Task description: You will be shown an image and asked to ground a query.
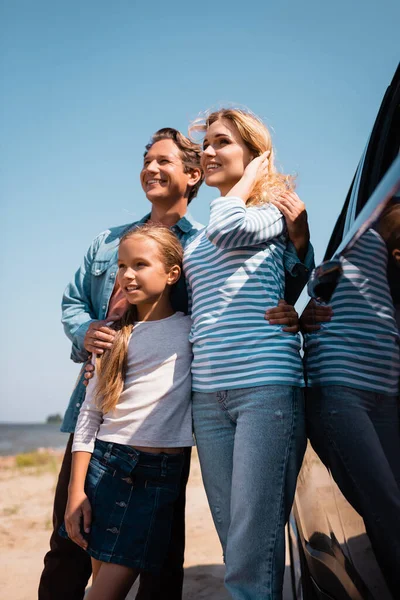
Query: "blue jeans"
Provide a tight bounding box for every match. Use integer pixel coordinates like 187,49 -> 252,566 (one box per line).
306,386 -> 400,596
193,385 -> 306,600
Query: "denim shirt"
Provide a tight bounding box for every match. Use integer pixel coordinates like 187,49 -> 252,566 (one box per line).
61,212 -> 314,433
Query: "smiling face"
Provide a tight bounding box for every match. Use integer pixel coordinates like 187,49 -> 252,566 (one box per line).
201,118 -> 254,196
140,139 -> 196,206
117,235 -> 180,310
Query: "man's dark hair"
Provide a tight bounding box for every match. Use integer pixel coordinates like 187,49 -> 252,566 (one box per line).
144,127 -> 204,203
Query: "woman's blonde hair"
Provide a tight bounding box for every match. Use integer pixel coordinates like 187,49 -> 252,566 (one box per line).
190,107 -> 295,206
94,223 -> 183,414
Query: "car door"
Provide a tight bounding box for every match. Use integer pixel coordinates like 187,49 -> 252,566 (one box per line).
289,62 -> 400,600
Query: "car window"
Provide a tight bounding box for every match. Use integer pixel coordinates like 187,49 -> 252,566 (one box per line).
324,63 -> 400,259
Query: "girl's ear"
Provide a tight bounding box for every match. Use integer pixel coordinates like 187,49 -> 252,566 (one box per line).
167,265 -> 181,285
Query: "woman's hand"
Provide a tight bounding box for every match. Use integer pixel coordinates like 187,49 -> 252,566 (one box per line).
265,299 -> 300,333
270,192 -> 310,260
227,151 -> 270,201
65,487 -> 92,550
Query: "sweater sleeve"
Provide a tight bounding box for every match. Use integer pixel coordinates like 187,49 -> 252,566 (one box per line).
72,368 -> 103,453
205,196 -> 285,249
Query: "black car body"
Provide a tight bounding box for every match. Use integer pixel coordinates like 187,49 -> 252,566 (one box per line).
289,63 -> 400,600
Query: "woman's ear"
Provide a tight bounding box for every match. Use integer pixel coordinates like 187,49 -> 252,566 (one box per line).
167,265 -> 181,285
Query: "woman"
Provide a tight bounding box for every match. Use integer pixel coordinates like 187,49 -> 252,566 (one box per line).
184,108 -> 307,599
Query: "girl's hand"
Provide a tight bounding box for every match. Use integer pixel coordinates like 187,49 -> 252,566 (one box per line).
65,488 -> 92,550
227,151 -> 270,202
270,192 -> 310,260
265,299 -> 299,332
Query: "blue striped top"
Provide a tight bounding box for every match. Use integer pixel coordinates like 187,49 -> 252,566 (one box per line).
183,196 -> 305,392
304,228 -> 400,395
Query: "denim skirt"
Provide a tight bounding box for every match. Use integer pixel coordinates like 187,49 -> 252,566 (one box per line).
61,439 -> 184,572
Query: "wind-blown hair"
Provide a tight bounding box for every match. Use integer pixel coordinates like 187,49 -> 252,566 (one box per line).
144,127 -> 204,203
94,223 -> 183,414
190,108 -> 295,206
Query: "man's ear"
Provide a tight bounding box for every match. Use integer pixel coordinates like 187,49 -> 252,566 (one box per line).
167,265 -> 181,285
392,248 -> 400,268
187,167 -> 202,189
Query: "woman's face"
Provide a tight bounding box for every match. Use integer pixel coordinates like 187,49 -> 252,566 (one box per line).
201,118 -> 254,196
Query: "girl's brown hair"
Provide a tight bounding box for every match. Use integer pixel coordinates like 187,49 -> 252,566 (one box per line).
190,107 -> 295,206
94,223 -> 183,414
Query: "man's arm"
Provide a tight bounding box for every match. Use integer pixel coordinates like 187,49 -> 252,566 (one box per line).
61,236 -> 102,363
284,241 -> 315,305
270,191 -> 315,305
61,232 -> 118,363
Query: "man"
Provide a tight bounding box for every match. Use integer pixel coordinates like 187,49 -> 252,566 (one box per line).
39,127 -> 313,600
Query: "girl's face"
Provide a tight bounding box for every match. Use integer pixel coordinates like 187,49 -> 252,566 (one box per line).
117,236 -> 179,308
201,118 -> 254,196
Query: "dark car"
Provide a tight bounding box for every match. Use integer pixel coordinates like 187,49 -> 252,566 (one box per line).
288,63 -> 400,600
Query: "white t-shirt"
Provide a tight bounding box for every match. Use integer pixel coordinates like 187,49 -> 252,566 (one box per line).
73,312 -> 193,452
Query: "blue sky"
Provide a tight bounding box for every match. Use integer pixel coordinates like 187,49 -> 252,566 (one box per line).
1,0 -> 399,423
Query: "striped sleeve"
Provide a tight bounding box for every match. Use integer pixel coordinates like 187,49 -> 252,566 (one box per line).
205,196 -> 285,249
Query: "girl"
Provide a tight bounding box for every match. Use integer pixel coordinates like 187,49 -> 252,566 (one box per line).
184,108 -> 307,599
62,223 -> 193,600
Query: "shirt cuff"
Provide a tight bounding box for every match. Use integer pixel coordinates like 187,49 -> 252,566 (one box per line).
72,441 -> 95,453
284,241 -> 315,277
70,321 -> 93,363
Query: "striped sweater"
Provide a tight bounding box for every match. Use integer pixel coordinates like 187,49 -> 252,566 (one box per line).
304,228 -> 400,395
183,196 -> 305,392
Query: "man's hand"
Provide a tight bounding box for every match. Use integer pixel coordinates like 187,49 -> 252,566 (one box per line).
270,192 -> 309,260
84,315 -> 120,355
65,488 -> 92,550
83,362 -> 95,387
300,299 -> 333,333
265,299 -> 300,333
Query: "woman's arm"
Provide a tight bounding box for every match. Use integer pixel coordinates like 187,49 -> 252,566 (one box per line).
205,198 -> 284,249
205,151 -> 285,248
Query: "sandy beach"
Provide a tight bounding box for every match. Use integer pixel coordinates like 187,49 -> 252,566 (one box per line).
0,449 -> 292,599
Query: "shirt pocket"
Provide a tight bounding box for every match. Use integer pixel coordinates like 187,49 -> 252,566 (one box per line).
91,260 -> 110,277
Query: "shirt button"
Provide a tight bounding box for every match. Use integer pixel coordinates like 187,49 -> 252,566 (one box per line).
110,272 -> 115,278
95,270 -> 100,274
107,527 -> 119,534
102,305 -> 106,310
76,403 -> 80,408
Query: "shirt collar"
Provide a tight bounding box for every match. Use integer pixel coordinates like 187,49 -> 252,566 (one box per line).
138,211 -> 197,233
173,212 -> 197,233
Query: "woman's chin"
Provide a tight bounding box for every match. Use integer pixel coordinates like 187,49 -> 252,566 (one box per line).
205,174 -> 224,190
